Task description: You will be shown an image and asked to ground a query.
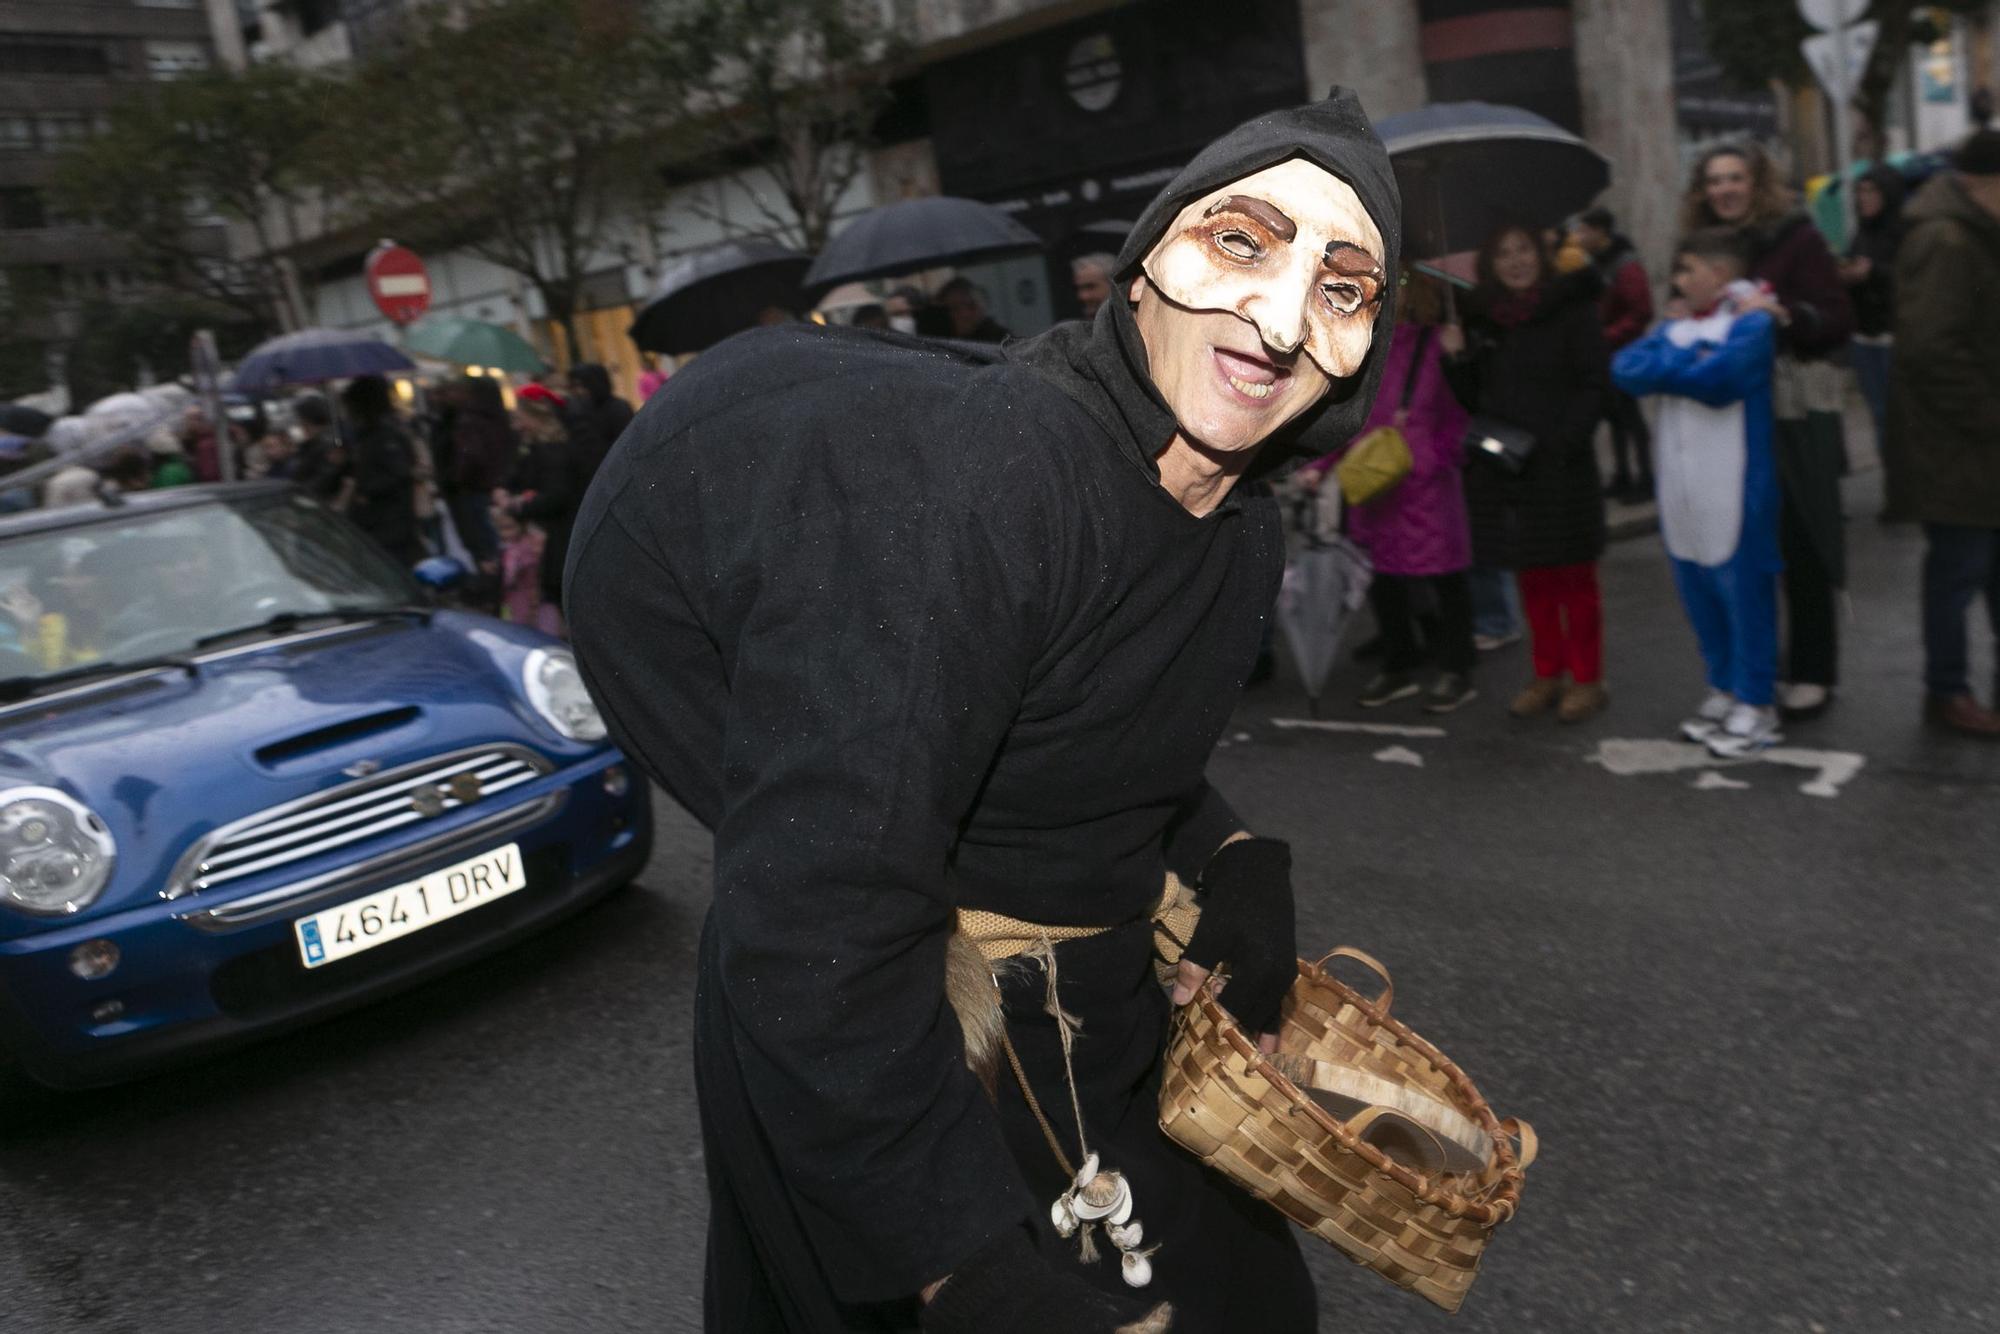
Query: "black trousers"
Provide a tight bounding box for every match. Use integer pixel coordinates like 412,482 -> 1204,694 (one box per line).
1369,571 -> 1475,675
1779,478 -> 1840,688
1605,390 -> 1652,487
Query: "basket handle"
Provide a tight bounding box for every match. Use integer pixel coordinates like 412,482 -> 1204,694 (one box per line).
1501,1117 -> 1539,1171
1342,1105 -> 1448,1177
1310,946 -> 1393,1016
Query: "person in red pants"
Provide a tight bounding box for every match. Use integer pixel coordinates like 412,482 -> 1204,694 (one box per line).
1443,224 -> 1612,722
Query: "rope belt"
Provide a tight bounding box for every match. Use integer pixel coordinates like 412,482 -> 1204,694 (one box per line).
954,871 -> 1201,973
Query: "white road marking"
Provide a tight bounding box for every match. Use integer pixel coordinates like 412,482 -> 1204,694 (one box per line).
1692,770 -> 1751,790
1373,745 -> 1424,767
1589,738 -> 1865,798
1272,718 -> 1448,738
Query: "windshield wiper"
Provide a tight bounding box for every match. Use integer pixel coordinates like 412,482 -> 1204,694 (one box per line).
192,606 -> 432,650
0,655 -> 196,704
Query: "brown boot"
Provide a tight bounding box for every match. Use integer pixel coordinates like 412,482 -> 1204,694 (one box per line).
1557,680 -> 1610,723
1923,692 -> 2000,738
1508,676 -> 1563,718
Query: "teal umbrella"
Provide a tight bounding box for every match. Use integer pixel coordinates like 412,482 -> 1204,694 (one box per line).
403,316 -> 547,374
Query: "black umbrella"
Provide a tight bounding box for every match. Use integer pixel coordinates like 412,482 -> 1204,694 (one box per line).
629,239 -> 811,356
803,196 -> 1043,293
0,405 -> 53,438
1371,102 -> 1611,260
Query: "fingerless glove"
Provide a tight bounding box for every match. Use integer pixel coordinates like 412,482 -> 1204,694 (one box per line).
1179,836 -> 1297,1033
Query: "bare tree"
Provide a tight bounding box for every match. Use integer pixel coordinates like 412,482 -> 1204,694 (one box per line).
663,0 -> 913,251
320,0 -> 691,355
51,63 -> 330,333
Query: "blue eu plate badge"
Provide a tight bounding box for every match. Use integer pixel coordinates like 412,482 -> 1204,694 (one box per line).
299,919 -> 326,965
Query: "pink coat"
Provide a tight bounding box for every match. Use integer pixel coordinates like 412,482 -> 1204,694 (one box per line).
1306,323 -> 1472,577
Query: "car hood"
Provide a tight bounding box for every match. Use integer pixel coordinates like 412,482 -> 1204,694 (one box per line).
0,613 -> 589,928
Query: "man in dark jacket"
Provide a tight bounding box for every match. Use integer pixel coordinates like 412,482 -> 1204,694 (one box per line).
1892,131 -> 2000,737
1574,206 -> 1655,500
566,90 -> 1402,1333
939,277 -> 1012,342
563,362 -> 632,462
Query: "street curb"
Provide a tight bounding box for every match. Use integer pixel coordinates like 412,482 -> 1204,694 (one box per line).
1607,504 -> 1659,543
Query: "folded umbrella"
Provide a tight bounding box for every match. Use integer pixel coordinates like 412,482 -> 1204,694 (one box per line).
1372,102 -> 1611,260
803,196 -> 1043,293
404,315 -> 548,374
228,327 -> 416,394
1278,533 -> 1374,718
629,239 -> 810,356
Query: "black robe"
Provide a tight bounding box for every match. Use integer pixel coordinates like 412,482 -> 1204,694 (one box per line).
565,300 -> 1318,1328
566,86 -> 1404,1333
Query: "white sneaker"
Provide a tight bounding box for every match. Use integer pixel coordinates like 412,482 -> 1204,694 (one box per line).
1705,703 -> 1783,757
1680,690 -> 1735,743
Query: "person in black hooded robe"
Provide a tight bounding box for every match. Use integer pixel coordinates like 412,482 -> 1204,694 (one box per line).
564,89 -> 1402,1334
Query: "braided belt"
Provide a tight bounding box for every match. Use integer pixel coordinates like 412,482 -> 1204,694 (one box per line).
954,872 -> 1200,978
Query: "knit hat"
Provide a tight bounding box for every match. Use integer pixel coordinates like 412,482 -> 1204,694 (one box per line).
1955,129 -> 2000,176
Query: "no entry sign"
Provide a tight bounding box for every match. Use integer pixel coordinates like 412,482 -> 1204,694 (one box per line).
365,240 -> 432,325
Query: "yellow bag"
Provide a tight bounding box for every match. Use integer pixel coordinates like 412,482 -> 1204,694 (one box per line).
1333,425 -> 1413,507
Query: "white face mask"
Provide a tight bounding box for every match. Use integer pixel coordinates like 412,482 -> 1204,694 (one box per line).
888,314 -> 918,335
1140,157 -> 1387,380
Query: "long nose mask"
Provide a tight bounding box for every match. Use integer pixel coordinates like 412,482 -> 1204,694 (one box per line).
1140,158 -> 1387,380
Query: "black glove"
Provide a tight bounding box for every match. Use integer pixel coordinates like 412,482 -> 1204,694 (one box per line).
921,1227 -> 1173,1334
1179,836 -> 1297,1034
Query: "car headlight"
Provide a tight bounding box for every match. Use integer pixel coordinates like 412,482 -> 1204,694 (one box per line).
522,647 -> 607,743
0,787 -> 117,916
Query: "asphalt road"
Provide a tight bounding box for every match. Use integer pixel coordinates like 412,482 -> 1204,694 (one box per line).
3,470 -> 1996,1333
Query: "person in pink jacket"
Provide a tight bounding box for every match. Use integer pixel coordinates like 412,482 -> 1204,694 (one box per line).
1303,273 -> 1477,712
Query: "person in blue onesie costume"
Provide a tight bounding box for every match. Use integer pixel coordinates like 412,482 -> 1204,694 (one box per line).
1614,227 -> 1783,756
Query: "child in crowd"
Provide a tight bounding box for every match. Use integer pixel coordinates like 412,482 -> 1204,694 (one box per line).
494,506 -> 562,637
1612,227 -> 1782,756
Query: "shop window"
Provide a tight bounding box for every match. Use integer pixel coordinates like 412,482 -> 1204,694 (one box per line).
36,113 -> 91,148
0,38 -> 114,78
145,40 -> 211,80
0,188 -> 48,232
0,116 -> 33,151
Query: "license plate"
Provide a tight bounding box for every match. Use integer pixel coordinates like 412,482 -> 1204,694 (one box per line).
294,843 -> 526,969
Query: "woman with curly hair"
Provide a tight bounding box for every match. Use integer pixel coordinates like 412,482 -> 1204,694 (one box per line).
1681,143 -> 1855,721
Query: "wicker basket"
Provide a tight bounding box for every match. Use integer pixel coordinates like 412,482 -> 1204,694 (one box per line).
1158,947 -> 1535,1313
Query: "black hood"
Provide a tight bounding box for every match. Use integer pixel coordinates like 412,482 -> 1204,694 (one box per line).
569,362 -> 613,406
1110,86 -> 1402,468
1856,164 -> 1907,230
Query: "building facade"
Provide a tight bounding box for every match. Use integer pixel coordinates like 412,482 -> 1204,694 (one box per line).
0,0 -> 228,397
237,0 -> 2000,405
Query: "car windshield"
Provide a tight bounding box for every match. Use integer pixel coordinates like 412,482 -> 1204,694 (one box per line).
0,492 -> 420,684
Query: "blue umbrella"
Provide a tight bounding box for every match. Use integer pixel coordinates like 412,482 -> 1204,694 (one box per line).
803,196 -> 1042,294
1372,102 -> 1611,260
228,327 -> 416,393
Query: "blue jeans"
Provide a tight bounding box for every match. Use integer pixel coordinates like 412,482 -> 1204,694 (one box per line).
1921,523 -> 2000,698
1467,563 -> 1520,639
1850,341 -> 1891,450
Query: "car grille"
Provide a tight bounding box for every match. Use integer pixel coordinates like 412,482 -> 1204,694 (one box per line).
167,745 -> 553,900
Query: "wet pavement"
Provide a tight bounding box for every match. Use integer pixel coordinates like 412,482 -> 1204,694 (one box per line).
3,468 -> 1996,1333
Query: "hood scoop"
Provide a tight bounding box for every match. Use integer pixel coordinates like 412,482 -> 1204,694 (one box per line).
254,706 -> 423,770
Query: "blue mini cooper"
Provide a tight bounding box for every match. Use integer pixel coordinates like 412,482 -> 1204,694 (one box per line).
0,482 -> 651,1103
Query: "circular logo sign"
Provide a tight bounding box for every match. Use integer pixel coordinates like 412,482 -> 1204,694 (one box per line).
1065,34 -> 1122,113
